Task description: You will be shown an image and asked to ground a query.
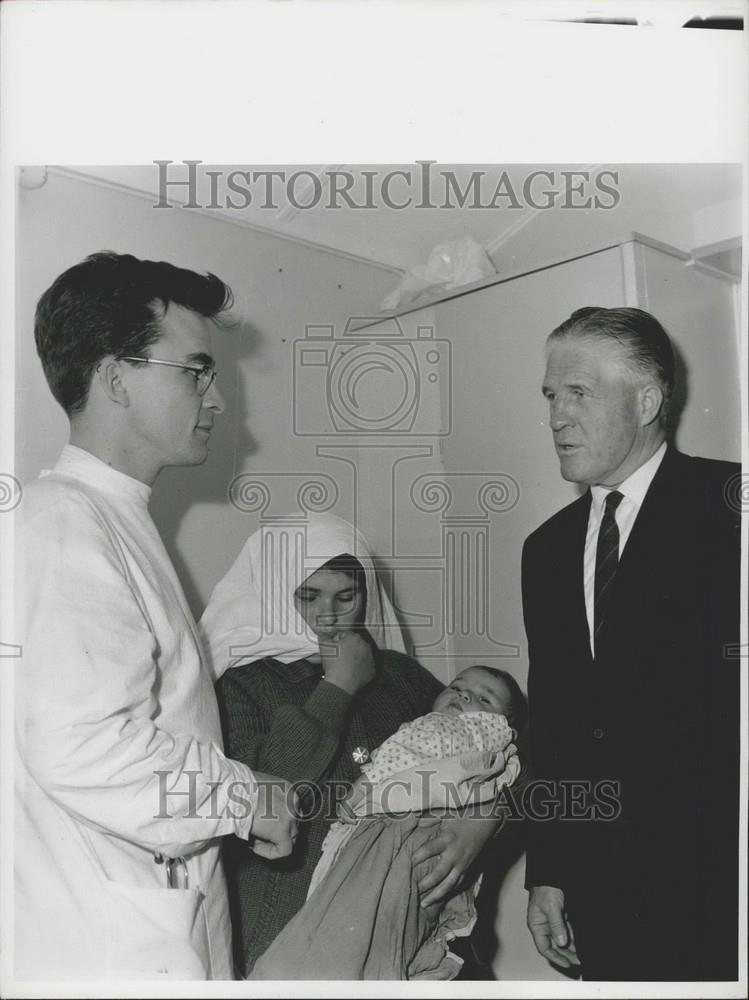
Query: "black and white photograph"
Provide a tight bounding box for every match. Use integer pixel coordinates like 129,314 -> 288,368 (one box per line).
1,3 -> 746,997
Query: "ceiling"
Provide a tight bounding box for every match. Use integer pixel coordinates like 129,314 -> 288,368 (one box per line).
42,163 -> 742,287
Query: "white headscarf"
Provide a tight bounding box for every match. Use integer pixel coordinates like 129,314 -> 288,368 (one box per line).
199,513 -> 407,681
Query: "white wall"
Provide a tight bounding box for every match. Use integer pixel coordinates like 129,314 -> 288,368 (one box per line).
632,242 -> 741,460
17,171 -> 397,616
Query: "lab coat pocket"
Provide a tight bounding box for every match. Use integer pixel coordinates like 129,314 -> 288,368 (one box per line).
102,879 -> 210,980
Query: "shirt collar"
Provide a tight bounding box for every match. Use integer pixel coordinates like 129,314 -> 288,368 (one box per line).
44,444 -> 152,506
590,440 -> 667,516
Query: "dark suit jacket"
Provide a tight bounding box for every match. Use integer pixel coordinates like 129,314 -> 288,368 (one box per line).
522,447 -> 740,979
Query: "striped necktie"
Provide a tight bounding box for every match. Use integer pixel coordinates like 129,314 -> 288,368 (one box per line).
593,490 -> 624,652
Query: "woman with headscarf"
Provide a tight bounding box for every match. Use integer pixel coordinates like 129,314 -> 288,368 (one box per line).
200,513 -> 502,978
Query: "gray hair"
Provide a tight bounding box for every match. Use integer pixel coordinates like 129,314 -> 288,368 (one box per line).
547,307 -> 675,419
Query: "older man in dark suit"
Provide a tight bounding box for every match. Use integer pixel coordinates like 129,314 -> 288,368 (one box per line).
522,307 -> 740,981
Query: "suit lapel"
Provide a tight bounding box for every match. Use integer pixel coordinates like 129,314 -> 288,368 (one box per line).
614,447 -> 680,580
596,447 -> 682,652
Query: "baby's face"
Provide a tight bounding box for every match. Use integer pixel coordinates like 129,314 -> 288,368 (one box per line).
432,666 -> 511,717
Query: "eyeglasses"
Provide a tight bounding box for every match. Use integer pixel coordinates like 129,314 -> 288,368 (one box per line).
119,356 -> 218,397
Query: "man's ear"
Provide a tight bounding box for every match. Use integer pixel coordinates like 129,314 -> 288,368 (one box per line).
96,359 -> 131,407
639,383 -> 664,427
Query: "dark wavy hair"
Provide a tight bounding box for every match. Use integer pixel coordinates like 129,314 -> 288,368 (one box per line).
34,251 -> 233,415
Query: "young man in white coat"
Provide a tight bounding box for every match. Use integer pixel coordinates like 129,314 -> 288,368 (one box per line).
14,252 -> 304,980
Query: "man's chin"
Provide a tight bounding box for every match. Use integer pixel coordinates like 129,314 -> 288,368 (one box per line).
165,447 -> 210,470
558,458 -> 587,484
187,443 -> 211,465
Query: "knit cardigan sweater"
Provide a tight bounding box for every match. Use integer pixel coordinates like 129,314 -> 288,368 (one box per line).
215,648 -> 444,976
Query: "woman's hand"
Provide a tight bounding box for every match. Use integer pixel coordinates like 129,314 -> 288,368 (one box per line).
320,630 -> 375,696
412,812 -> 503,908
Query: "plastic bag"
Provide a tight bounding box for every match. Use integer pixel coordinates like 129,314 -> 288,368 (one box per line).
381,236 -> 496,311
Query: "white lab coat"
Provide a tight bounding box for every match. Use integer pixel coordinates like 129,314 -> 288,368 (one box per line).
14,447 -> 257,981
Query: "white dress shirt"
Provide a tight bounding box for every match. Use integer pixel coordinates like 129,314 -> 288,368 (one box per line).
583,441 -> 667,656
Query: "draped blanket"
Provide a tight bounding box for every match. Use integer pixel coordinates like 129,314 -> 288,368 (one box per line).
252,711 -> 519,980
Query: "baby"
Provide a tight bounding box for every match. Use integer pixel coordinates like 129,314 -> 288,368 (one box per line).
338,664 -> 526,821
252,665 -> 525,981
435,664 -> 525,719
